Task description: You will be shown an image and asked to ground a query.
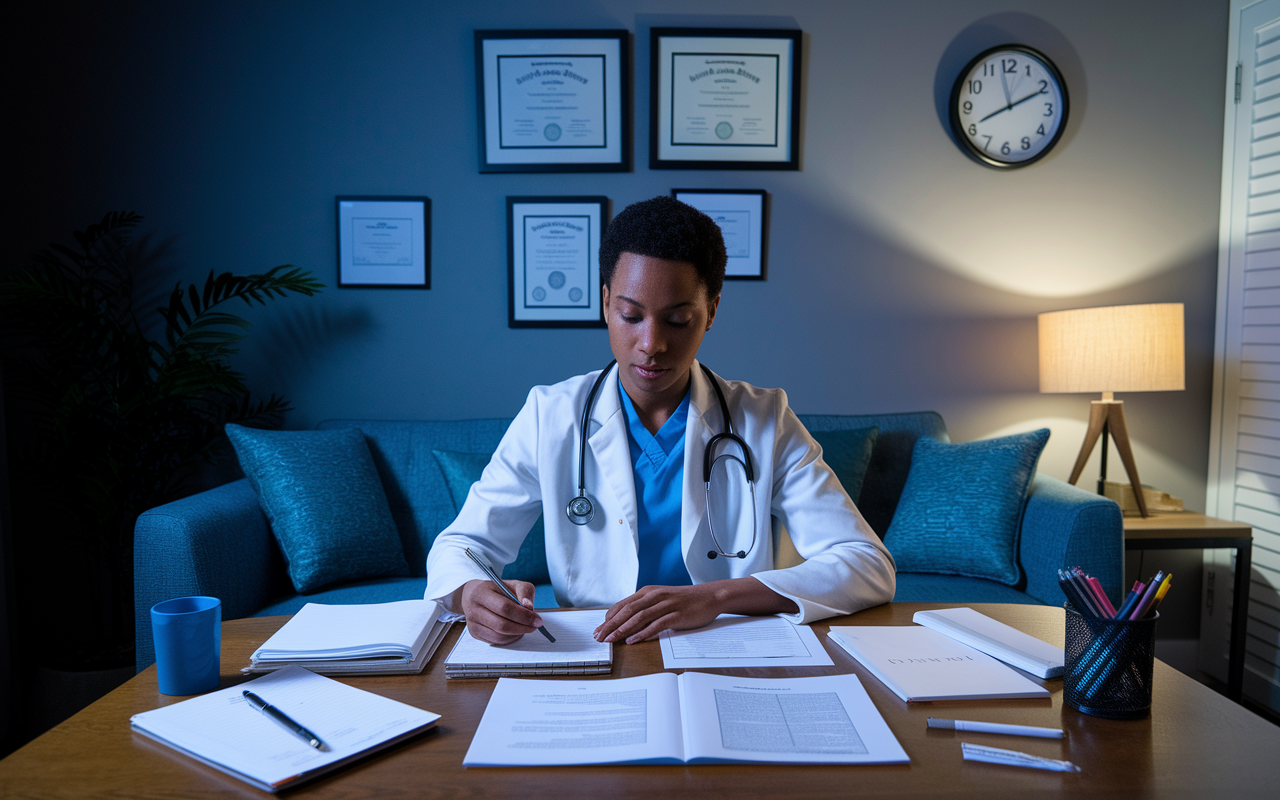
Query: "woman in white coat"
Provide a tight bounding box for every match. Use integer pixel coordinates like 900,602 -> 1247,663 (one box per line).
425,196 -> 895,645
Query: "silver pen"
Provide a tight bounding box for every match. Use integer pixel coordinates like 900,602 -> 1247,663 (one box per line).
243,690 -> 326,750
464,547 -> 555,642
928,717 -> 1064,739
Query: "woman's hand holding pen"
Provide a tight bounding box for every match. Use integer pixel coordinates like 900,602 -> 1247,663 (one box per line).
461,578 -> 541,645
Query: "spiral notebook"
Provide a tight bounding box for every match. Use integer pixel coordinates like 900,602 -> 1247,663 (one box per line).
443,608 -> 612,678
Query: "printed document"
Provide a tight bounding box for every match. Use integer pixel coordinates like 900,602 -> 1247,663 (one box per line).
463,672 -> 909,766
659,615 -> 834,668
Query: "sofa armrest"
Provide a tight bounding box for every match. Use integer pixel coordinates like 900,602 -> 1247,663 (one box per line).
134,479 -> 281,672
1018,474 -> 1124,607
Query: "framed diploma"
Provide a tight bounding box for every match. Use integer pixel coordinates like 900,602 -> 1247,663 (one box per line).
651,28 -> 802,170
476,30 -> 631,173
673,189 -> 768,280
508,196 -> 609,327
335,196 -> 430,288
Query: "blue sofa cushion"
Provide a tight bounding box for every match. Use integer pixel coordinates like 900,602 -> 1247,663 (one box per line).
432,449 -> 551,585
811,427 -> 878,503
226,424 -> 410,593
893,573 -> 1044,605
884,429 -> 1050,586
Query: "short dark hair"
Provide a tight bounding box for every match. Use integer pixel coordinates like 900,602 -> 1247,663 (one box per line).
599,196 -> 726,299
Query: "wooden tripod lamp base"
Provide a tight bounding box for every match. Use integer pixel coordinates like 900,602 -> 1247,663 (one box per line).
1066,396 -> 1149,517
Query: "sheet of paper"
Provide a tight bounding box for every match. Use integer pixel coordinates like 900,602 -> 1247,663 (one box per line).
463,673 -> 685,766
659,615 -> 834,668
678,672 -> 910,764
130,666 -> 439,790
445,608 -> 610,667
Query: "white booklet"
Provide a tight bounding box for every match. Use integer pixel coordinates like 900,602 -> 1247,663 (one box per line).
912,607 -> 1065,679
245,600 -> 450,675
827,626 -> 1050,702
444,608 -> 611,678
463,672 -> 909,766
658,615 -> 834,668
130,666 -> 440,793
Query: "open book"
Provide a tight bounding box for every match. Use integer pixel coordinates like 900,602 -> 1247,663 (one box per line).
130,666 -> 440,793
444,608 -> 611,678
912,607 -> 1065,679
828,626 -> 1050,702
463,672 -> 909,766
244,600 -> 451,675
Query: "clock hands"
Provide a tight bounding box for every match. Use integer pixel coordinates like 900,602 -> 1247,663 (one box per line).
978,87 -> 1046,122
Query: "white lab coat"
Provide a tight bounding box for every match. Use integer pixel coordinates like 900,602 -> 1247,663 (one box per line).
424,362 -> 896,624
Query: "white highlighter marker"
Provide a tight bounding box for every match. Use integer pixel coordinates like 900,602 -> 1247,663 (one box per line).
928,718 -> 1065,739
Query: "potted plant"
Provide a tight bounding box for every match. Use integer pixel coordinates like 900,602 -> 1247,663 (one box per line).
0,211 -> 323,679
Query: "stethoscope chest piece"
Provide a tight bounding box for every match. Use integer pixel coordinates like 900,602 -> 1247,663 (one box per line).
566,495 -> 595,526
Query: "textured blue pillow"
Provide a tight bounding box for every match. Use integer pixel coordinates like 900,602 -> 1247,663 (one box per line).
225,424 -> 410,593
811,427 -> 879,503
432,450 -> 551,585
883,429 -> 1050,586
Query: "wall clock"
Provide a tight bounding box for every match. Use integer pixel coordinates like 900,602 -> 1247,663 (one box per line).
949,44 -> 1069,169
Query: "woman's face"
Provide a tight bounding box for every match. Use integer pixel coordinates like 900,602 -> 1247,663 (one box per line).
603,252 -> 719,413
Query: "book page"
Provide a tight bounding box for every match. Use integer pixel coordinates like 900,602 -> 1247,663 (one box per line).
253,600 -> 443,660
677,672 -> 909,764
130,666 -> 439,789
446,609 -> 610,667
659,615 -> 834,667
462,673 -> 685,766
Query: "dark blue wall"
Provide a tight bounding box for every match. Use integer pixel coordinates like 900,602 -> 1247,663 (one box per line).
9,0 -> 1226,507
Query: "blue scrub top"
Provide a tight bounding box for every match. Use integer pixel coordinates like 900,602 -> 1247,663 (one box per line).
619,380 -> 693,590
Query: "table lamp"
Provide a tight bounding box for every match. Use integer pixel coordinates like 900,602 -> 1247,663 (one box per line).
1038,303 -> 1185,517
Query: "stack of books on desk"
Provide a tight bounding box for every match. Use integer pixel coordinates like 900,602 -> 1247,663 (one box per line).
244,599 -> 451,676
444,608 -> 612,678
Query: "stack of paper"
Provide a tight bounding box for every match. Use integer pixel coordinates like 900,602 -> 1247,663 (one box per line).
444,608 -> 612,678
827,626 -> 1050,702
244,600 -> 451,676
912,607 -> 1065,679
131,666 -> 440,793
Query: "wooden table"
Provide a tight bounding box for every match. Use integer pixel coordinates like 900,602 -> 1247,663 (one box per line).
1122,511 -> 1253,702
2,603 -> 1278,798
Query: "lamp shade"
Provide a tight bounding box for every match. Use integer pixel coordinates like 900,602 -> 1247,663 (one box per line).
1038,303 -> 1185,393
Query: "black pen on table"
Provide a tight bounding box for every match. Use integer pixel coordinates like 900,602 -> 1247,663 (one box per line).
242,690 -> 326,750
465,546 -> 556,642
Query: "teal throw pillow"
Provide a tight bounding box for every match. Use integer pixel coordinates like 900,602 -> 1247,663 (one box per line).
883,428 -> 1050,586
225,424 -> 410,594
811,427 -> 879,503
432,450 -> 551,586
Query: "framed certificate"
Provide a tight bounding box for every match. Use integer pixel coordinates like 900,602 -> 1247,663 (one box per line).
508,196 -> 609,327
673,189 -> 768,280
335,196 -> 430,288
651,28 -> 802,170
476,30 -> 631,173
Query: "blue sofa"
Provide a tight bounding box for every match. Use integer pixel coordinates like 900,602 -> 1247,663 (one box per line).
133,413 -> 1122,671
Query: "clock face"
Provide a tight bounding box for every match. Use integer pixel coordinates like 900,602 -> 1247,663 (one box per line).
949,45 -> 1068,168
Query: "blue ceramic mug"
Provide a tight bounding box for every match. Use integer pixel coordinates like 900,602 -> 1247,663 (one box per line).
151,596 -> 221,695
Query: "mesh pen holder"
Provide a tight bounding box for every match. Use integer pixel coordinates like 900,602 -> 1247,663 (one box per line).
1063,603 -> 1159,720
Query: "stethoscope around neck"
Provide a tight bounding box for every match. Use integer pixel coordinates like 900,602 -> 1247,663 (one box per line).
565,360 -> 758,560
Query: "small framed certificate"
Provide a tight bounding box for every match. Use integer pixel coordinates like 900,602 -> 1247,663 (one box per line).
508,196 -> 609,327
476,30 -> 631,173
335,196 -> 430,288
651,28 -> 802,170
673,189 -> 768,280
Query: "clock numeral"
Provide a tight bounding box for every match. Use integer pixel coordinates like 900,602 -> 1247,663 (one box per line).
963,101 -> 972,114
982,135 -> 993,151
968,124 -> 977,136
1039,79 -> 1048,94
1001,141 -> 1011,155
1037,124 -> 1045,136
1021,137 -> 1031,150
1002,58 -> 1017,74
983,63 -> 995,77
1026,64 -> 1032,76
968,79 -> 982,95
1044,102 -> 1054,116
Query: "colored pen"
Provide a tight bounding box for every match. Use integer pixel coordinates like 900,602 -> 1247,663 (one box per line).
464,547 -> 555,642
1129,570 -> 1164,620
928,718 -> 1064,739
1084,575 -> 1117,617
242,690 -> 325,750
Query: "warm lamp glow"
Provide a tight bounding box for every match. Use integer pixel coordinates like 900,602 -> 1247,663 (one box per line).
1038,303 -> 1185,394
